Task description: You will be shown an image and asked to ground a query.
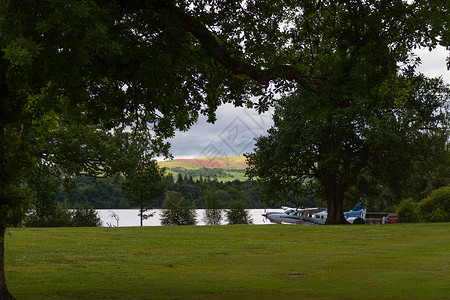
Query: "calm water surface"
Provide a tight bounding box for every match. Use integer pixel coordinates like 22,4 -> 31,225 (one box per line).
96,209 -> 284,227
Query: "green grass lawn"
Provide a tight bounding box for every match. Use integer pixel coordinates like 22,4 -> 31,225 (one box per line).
5,223 -> 450,299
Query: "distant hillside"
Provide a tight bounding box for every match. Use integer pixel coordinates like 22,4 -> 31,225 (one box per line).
158,155 -> 247,169
158,156 -> 248,182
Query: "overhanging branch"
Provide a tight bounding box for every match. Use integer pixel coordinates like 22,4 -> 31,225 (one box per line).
166,2 -> 321,94
114,0 -> 321,94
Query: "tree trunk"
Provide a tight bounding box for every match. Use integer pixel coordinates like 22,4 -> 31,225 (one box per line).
320,175 -> 349,225
140,204 -> 143,227
0,75 -> 15,299
0,227 -> 15,300
140,192 -> 143,227
324,191 -> 348,225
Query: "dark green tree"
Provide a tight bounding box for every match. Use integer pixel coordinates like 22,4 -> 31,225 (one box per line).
160,192 -> 197,226
202,189 -> 223,225
166,174 -> 175,184
176,174 -> 184,183
58,176 -> 129,209
396,198 -> 420,223
24,201 -> 73,228
24,162 -> 73,227
418,151 -> 450,200
122,156 -> 166,226
71,202 -> 103,227
246,73 -> 449,224
226,200 -> 253,225
418,186 -> 450,222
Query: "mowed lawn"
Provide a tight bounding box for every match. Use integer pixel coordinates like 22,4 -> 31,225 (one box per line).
5,223 -> 450,299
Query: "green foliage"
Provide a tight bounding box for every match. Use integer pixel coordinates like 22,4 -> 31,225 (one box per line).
122,156 -> 166,226
202,189 -> 223,225
396,198 -> 420,223
24,202 -> 73,228
57,176 -> 129,209
22,163 -> 102,228
54,174 -> 264,210
247,73 -> 449,222
418,152 -> 450,200
418,186 -> 450,222
0,184 -> 32,228
23,162 -> 72,227
225,200 -> 253,225
25,202 -> 102,228
1,37 -> 44,67
397,187 -> 450,223
1,0 -> 447,223
166,177 -> 264,209
0,129 -> 35,229
71,202 -> 102,227
160,193 -> 197,226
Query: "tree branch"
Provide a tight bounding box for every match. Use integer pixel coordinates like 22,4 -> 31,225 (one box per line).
113,0 -> 321,94
165,2 -> 321,94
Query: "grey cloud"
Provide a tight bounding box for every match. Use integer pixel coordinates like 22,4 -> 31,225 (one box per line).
166,104 -> 273,158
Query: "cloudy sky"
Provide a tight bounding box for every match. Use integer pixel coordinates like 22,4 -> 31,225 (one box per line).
163,47 -> 449,160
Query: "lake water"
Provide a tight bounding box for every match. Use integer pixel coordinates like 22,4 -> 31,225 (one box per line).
97,209 -> 284,227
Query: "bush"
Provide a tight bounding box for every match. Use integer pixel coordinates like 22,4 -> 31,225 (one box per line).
24,201 -> 73,227
25,201 -> 102,227
418,186 -> 450,222
396,198 -> 419,223
202,189 -> 223,225
225,200 -> 253,225
160,192 -> 197,226
71,202 -> 103,227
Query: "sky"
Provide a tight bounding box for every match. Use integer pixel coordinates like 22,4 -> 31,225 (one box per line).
163,47 -> 449,160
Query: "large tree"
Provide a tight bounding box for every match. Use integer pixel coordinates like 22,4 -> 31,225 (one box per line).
0,0 -> 448,298
0,1 -> 220,297
122,155 -> 167,226
246,72 -> 449,224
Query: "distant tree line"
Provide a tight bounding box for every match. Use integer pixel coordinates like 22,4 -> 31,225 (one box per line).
54,161 -> 449,215
56,176 -> 129,209
55,173 -> 274,209
166,167 -> 242,179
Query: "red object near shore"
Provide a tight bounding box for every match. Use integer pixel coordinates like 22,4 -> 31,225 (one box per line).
389,213 -> 398,224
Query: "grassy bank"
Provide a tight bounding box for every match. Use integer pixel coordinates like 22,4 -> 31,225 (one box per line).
5,223 -> 450,299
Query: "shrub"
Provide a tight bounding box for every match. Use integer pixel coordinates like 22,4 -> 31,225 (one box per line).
225,200 -> 253,225
24,201 -> 73,227
396,198 -> 419,223
418,186 -> 450,222
160,192 -> 197,226
202,189 -> 223,225
72,202 -> 103,227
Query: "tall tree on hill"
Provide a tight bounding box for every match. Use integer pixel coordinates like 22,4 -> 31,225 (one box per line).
0,0 -> 448,298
